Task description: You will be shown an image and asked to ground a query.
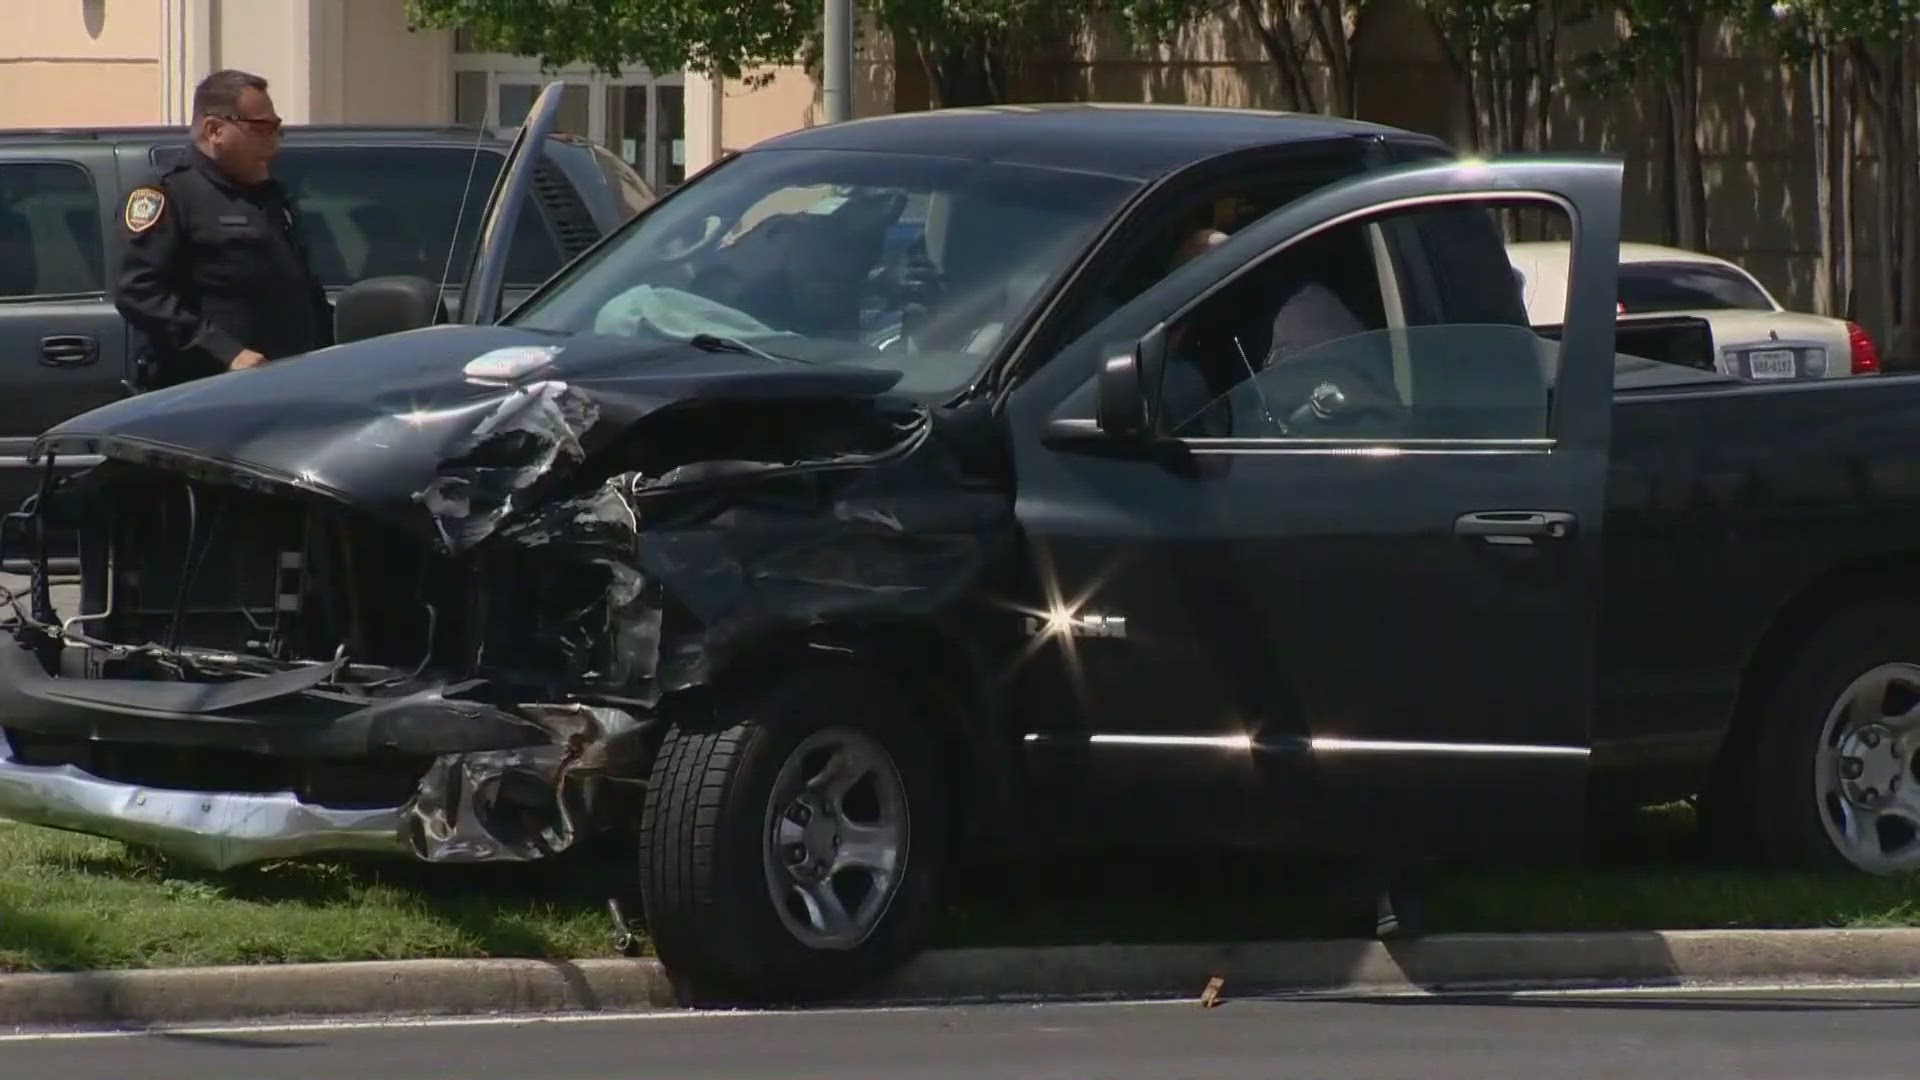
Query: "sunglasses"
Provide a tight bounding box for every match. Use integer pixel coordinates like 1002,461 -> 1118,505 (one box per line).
218,114 -> 283,135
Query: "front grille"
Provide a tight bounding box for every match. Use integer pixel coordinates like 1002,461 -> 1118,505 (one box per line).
61,462 -> 651,694
74,466 -> 454,669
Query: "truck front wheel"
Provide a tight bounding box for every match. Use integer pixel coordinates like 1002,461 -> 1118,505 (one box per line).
638,667 -> 946,1002
1746,601 -> 1920,874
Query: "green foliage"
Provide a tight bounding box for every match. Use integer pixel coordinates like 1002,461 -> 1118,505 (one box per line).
407,0 -> 1130,104
876,0 -> 1095,35
1420,0 -> 1581,50
1574,1 -> 1721,92
403,0 -> 817,80
1106,0 -> 1229,43
1769,0 -> 1920,42
1754,0 -> 1920,63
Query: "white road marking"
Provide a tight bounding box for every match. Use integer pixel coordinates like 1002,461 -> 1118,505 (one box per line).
0,1004 -> 938,1043
5,977 -> 1920,1043
1374,977 -> 1920,1000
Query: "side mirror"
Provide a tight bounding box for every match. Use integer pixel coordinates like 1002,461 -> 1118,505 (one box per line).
1094,323 -> 1169,439
334,275 -> 448,345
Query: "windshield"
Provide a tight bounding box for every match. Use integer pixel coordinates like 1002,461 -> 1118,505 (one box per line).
506,148 -> 1141,395
1618,261 -> 1774,313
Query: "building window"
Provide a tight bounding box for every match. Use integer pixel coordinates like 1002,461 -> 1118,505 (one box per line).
450,43 -> 685,191
653,84 -> 686,188
454,71 -> 488,126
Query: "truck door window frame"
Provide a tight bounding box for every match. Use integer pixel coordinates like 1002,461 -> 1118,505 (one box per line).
1150,189 -> 1576,454
0,159 -> 109,302
991,141 -> 1387,403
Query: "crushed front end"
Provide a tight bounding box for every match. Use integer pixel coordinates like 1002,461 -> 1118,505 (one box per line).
0,457 -> 663,869
0,349 -> 1011,871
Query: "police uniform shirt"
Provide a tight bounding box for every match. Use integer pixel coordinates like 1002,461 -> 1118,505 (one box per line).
113,146 -> 333,384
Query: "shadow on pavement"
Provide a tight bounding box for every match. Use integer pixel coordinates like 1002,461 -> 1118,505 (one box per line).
154,1031 -> 326,1049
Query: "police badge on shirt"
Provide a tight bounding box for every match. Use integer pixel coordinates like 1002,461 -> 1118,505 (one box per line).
123,187 -> 166,233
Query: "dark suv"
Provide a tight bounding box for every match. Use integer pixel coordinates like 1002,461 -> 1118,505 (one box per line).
0,124 -> 653,531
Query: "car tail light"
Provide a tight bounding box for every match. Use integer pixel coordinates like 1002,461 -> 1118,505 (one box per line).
1849,321 -> 1881,374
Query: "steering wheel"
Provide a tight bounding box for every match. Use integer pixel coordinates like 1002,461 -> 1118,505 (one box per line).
654,215 -> 728,267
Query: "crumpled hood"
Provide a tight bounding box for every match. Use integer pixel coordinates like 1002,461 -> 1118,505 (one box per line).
33,325 -> 904,544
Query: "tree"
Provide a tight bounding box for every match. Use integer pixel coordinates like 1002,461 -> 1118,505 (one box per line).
403,0 -> 816,84
1115,1 -> 1365,115
870,0 -> 1098,108
1577,0 -> 1747,250
1748,0 -> 1859,319
1752,1 -> 1920,358
407,0 -> 1105,109
1421,1 -> 1583,154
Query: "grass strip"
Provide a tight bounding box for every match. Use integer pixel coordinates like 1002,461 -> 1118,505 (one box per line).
0,806 -> 1914,973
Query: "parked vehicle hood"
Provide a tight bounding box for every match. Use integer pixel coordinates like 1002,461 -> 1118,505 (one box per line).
32,325 -> 905,534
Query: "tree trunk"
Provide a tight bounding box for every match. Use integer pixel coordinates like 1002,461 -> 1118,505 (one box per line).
1812,45 -> 1835,315
917,36 -> 1004,109
1899,25 -> 1918,366
1871,40 -> 1909,356
1670,25 -> 1708,250
1505,42 -> 1528,153
1837,51 -> 1856,319
1239,0 -> 1318,113
1658,88 -> 1679,246
1458,45 -> 1487,149
1532,9 -> 1559,154
1302,0 -> 1353,116
1423,12 -> 1481,149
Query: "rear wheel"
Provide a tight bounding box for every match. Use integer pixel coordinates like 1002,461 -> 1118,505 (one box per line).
638,667 -> 946,1002
1742,601 -> 1920,873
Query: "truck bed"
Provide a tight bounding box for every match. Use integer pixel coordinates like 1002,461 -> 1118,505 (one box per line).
1594,366 -> 1920,794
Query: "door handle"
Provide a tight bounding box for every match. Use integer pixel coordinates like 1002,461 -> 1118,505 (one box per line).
40,335 -> 99,368
1454,510 -> 1577,542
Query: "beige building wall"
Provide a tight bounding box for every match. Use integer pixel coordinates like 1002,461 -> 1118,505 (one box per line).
689,16 -> 895,170
339,0 -> 452,124
0,1 -> 453,132
214,0 -> 323,122
716,68 -> 819,155
0,0 -> 163,126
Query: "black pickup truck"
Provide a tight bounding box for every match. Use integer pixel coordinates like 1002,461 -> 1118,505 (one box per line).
3,89 -> 1917,1002
0,123 -> 651,523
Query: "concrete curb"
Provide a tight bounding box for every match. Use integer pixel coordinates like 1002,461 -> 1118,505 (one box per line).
5,928 -> 1920,1028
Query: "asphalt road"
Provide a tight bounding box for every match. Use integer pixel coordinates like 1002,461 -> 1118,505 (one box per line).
6,985 -> 1920,1080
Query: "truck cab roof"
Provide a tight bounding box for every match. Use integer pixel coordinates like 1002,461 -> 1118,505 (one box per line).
750,103 -> 1455,180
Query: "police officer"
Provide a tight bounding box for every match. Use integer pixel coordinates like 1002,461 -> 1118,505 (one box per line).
114,69 -> 332,390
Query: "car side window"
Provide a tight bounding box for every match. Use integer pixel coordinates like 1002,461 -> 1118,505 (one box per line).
0,162 -> 105,299
1032,153 -> 1378,368
1160,198 -> 1568,443
267,147 -> 566,288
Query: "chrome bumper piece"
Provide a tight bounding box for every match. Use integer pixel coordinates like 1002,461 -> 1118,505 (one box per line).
0,729 -> 409,869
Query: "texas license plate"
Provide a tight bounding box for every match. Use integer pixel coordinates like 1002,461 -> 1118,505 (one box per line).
1746,349 -> 1798,379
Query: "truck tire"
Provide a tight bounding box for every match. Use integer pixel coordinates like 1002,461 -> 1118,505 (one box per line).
1745,600 -> 1920,873
638,665 -> 946,1002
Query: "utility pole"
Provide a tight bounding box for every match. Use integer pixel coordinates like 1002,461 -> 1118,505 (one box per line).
823,0 -> 853,123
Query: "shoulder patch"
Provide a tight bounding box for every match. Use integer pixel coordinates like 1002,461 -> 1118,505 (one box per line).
123,187 -> 166,234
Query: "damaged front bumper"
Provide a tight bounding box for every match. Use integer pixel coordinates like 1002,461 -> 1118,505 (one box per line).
0,724 -> 410,869
0,640 -> 653,870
